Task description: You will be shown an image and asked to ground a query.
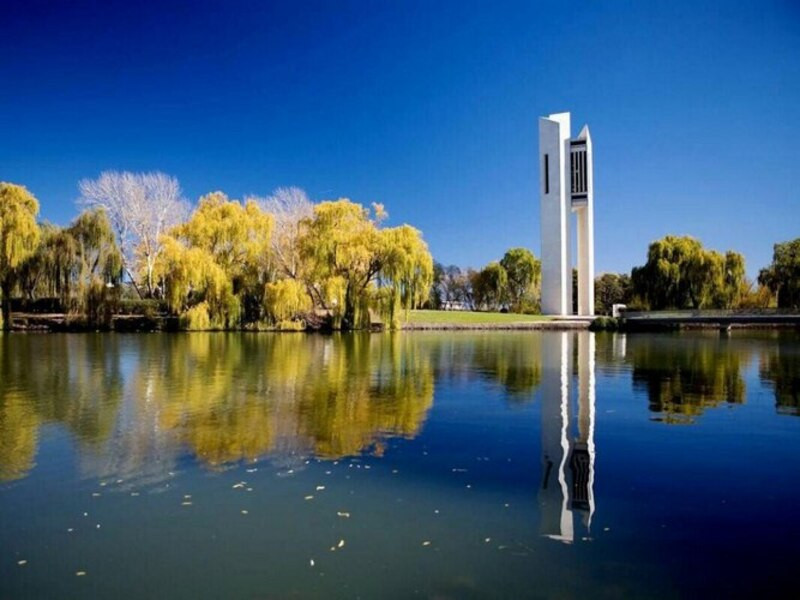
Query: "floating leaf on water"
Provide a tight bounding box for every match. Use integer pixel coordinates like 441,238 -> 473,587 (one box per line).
309,559 -> 315,567
83,512 -> 88,517
325,471 -> 331,475
241,510 -> 248,515
130,492 -> 140,497
434,510 -> 439,514
336,512 -> 350,518
246,468 -> 258,473
392,470 -> 398,474
422,541 -> 431,546
92,492 -> 101,497
67,528 -> 74,533
76,571 -> 87,576
484,538 -> 491,543
182,502 -> 192,506
337,539 -> 345,548
232,483 -> 245,489
316,486 -> 325,491
452,468 -> 468,473
184,495 -> 192,499
304,495 -> 314,500
603,527 -> 610,531
364,465 -> 371,470
100,482 -> 107,487
96,524 -> 101,529
17,560 -> 27,566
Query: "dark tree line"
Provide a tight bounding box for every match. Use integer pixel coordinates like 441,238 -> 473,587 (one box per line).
428,247 -> 541,313
428,234 -> 800,316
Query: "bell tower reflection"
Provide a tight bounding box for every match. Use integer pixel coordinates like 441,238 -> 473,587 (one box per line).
539,331 -> 596,543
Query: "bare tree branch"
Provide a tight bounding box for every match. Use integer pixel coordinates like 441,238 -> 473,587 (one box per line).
249,187 -> 313,279
78,171 -> 189,297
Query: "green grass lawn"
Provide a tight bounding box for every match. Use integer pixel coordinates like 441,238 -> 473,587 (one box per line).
407,309 -> 552,324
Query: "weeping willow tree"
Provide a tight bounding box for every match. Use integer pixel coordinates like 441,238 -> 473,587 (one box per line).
298,200 -> 383,329
8,180 -> 434,331
0,183 -> 41,330
16,209 -> 122,326
155,192 -> 274,329
297,200 -> 432,329
378,225 -> 433,329
263,278 -> 312,328
17,223 -> 77,304
631,235 -> 746,310
156,237 -> 239,329
69,208 -> 124,325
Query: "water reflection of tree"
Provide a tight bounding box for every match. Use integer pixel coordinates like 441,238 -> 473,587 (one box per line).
421,333 -> 542,400
143,333 -> 435,466
298,334 -> 434,458
151,334 -> 277,467
759,334 -> 800,416
0,335 -> 124,481
0,389 -> 38,481
629,336 -> 747,424
0,333 -> 436,480
475,335 -> 541,399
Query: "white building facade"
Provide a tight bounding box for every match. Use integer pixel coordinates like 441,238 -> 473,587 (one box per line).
539,112 -> 595,316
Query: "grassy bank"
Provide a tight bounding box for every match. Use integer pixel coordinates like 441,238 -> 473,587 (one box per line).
404,310 -> 559,329
408,310 -> 551,324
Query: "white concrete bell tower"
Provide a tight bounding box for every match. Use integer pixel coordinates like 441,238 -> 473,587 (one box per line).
539,112 -> 595,316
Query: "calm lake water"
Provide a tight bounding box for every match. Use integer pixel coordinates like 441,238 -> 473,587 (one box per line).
1,330 -> 799,598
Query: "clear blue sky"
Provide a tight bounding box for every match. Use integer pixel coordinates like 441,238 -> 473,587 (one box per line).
2,0 -> 798,277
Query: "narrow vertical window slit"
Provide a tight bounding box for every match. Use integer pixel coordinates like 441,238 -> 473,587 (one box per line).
545,154 -> 549,194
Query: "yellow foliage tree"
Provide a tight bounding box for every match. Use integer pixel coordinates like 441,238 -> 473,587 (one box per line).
156,237 -> 239,329
298,200 -> 382,328
173,192 -> 273,282
297,200 -> 432,329
379,225 -> 434,328
156,192 -> 274,328
0,183 -> 41,330
264,278 -> 312,325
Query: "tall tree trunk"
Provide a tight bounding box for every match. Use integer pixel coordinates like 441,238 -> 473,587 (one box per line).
125,266 -> 144,300
146,257 -> 154,299
343,283 -> 356,330
1,276 -> 12,331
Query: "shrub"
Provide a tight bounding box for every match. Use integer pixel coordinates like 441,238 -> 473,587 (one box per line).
276,319 -> 307,331
589,316 -> 619,331
264,279 -> 312,324
180,302 -> 212,330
